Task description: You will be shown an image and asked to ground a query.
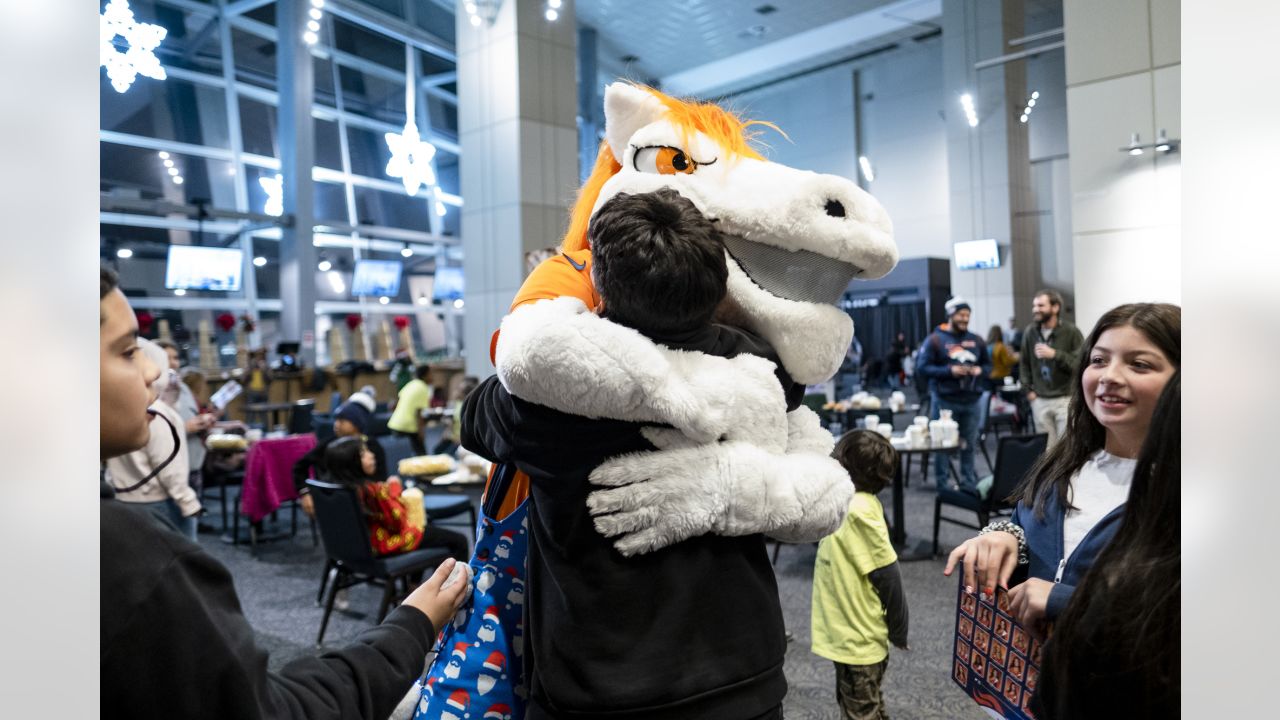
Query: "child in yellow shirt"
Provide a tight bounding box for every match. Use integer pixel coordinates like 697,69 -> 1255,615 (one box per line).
811,430 -> 909,719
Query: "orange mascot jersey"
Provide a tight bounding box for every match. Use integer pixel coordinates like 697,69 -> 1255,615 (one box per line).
484,249 -> 597,520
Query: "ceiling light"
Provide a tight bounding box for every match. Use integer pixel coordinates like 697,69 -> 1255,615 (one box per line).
465,2 -> 477,13
1020,114 -> 1028,123
453,298 -> 465,309
168,167 -> 179,176
417,295 -> 429,305
960,93 -> 978,128
303,31 -> 318,44
228,167 -> 237,175
163,159 -> 174,168
327,270 -> 345,293
158,151 -> 169,159
379,296 -> 390,305
549,0 -> 562,7
116,247 -> 133,259
1028,98 -> 1036,108
1126,132 -> 1144,155
173,176 -> 184,184
1031,91 -> 1040,100
317,259 -> 332,272
253,256 -> 267,267
401,245 -> 413,258
545,8 -> 558,21
311,0 -> 325,7
173,288 -> 186,296
1155,128 -> 1172,152
307,20 -> 320,32
469,14 -> 481,26
858,156 -> 875,183
309,8 -> 323,20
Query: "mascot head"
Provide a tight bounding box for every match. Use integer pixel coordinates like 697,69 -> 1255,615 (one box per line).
563,83 -> 898,385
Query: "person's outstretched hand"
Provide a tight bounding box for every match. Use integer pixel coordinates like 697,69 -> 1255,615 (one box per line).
942,531 -> 1019,596
403,558 -> 470,632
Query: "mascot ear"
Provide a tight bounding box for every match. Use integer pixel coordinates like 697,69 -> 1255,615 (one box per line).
603,82 -> 667,166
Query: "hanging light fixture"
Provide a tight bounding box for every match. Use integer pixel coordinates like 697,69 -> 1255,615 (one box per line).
385,45 -> 438,197
100,0 -> 168,93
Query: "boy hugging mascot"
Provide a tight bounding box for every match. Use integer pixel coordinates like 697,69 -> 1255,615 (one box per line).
414,82 -> 898,719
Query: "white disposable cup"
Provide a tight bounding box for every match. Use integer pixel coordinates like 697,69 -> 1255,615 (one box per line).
864,415 -> 880,430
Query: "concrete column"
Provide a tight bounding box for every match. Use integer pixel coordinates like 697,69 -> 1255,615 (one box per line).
458,0 -> 579,378
276,0 -> 317,363
943,0 -> 1040,333
1064,0 -> 1180,330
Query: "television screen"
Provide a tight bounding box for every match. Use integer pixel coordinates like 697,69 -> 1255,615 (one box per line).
351,259 -> 403,297
955,239 -> 1001,270
165,245 -> 243,291
433,266 -> 464,301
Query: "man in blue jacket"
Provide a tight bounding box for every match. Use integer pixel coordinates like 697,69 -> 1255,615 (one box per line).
918,297 -> 990,494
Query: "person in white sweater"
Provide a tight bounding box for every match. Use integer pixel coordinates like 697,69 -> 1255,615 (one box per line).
106,338 -> 202,539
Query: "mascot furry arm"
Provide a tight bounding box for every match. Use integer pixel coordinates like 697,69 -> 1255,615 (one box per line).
495,83 -> 898,555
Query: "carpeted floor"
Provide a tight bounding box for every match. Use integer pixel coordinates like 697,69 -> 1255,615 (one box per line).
198,418 -> 1001,720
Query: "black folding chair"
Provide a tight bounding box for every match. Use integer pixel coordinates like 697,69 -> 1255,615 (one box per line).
932,434 -> 1048,556
306,479 -> 452,646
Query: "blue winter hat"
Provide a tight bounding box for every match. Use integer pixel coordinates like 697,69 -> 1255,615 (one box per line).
334,392 -> 374,432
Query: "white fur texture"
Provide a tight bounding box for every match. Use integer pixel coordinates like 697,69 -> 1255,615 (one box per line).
495,297 -> 787,444
603,83 -> 667,165
719,259 -> 855,385
587,437 -> 853,556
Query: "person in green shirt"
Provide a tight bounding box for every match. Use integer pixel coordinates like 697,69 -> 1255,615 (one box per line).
811,430 -> 909,720
387,364 -> 434,456
1018,289 -> 1085,447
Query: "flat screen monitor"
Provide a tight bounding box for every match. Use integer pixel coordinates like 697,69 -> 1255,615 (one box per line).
955,238 -> 1001,270
433,266 -> 465,301
351,259 -> 403,297
165,245 -> 243,291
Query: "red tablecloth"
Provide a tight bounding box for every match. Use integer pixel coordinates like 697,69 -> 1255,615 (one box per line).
240,434 -> 316,523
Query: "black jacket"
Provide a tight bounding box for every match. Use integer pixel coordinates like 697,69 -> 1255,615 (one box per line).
292,434 -> 387,494
462,324 -> 795,720
101,482 -> 435,718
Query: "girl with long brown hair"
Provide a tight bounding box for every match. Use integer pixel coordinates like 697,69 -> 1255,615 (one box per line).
943,303 -> 1179,633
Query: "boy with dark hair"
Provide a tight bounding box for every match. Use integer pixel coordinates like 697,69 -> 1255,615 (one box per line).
461,188 -> 803,719
99,268 -> 469,719
811,429 -> 909,720
589,187 -> 728,337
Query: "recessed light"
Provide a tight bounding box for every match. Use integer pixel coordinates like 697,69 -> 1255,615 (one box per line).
116,248 -> 133,259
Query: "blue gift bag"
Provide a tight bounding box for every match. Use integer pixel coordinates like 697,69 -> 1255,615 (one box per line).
413,463 -> 529,720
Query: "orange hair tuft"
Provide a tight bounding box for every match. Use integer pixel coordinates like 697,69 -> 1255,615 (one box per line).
559,83 -> 784,252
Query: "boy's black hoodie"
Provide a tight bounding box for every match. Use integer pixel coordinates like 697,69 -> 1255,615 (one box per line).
101,481 -> 436,719
463,323 -> 801,720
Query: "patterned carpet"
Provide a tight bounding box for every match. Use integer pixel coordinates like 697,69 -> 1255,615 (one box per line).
200,429 -> 996,720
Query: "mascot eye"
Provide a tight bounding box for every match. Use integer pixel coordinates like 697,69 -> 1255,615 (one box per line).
633,145 -> 701,175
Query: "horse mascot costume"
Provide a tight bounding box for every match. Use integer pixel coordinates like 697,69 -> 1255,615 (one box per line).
413,82 -> 898,720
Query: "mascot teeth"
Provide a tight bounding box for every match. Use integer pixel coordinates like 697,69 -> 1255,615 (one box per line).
722,234 -> 862,306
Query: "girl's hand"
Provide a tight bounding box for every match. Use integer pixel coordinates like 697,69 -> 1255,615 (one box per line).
943,531 -> 1020,596
1006,578 -> 1053,636
403,558 -> 470,631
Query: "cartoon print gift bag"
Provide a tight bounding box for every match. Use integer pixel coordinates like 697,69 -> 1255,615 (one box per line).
414,463 -> 530,720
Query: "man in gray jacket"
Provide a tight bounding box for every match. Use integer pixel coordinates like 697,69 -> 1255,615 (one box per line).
1018,290 -> 1084,446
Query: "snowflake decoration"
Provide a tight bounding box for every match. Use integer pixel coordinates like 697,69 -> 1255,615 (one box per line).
100,0 -> 168,94
384,122 -> 438,196
260,174 -> 284,217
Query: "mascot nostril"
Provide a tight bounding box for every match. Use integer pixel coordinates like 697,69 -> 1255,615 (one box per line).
824,199 -> 846,218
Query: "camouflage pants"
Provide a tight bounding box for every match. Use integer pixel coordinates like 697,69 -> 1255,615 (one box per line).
834,659 -> 889,720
